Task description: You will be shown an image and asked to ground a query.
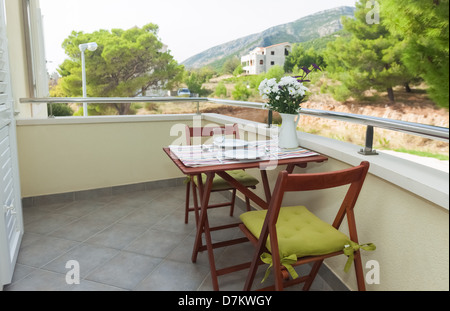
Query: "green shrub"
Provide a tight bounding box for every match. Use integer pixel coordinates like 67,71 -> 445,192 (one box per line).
233,64 -> 243,76
249,74 -> 266,89
48,103 -> 73,116
232,82 -> 252,101
215,82 -> 227,97
265,65 -> 285,81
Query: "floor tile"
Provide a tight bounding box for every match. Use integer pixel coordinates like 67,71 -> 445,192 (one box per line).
5,269 -> 69,291
54,200 -> 107,217
134,259 -> 210,291
165,235 -> 227,267
84,204 -> 136,224
85,251 -> 161,290
117,205 -> 169,228
22,207 -> 53,225
109,192 -> 154,208
7,263 -> 38,284
85,223 -> 147,249
49,217 -> 111,242
17,236 -> 79,268
69,279 -> 127,291
124,229 -> 187,259
42,243 -> 119,278
151,210 -> 197,235
6,186 -> 338,291
24,213 -> 79,235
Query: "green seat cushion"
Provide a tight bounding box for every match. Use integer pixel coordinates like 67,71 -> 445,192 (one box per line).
194,170 -> 259,191
240,206 -> 351,259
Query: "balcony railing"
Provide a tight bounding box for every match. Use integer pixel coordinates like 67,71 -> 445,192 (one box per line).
20,96 -> 450,156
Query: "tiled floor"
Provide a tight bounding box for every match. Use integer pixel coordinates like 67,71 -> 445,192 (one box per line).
4,185 -> 336,291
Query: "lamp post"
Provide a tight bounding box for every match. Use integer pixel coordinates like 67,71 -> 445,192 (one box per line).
79,42 -> 98,117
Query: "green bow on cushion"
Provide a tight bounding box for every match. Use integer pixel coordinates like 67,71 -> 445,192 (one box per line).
260,253 -> 299,283
343,241 -> 376,273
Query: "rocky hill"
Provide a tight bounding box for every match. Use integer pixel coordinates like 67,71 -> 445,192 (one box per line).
182,6 -> 355,69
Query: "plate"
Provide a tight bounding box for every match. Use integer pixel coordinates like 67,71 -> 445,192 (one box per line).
223,149 -> 265,160
214,138 -> 248,149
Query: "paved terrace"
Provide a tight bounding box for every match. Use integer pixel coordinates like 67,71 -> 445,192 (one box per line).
4,183 -> 343,291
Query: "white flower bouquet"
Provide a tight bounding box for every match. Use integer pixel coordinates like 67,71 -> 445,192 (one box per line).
258,64 -> 321,115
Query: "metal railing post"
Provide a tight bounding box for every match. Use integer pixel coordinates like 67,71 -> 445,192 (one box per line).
48,102 -> 54,118
359,125 -> 378,155
267,110 -> 273,128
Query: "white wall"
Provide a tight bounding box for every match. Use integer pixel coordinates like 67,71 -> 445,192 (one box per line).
16,115 -> 196,197
264,43 -> 291,70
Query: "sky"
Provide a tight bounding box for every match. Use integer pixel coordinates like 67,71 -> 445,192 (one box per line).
39,0 -> 357,74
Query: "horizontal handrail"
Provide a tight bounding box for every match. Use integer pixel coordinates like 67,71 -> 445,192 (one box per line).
299,108 -> 449,142
206,98 -> 265,109
20,96 -> 209,104
19,96 -> 449,142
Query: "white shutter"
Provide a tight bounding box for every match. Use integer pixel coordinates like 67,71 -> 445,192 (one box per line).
0,1 -> 11,114
0,0 -> 24,288
0,126 -> 20,257
0,25 -> 7,110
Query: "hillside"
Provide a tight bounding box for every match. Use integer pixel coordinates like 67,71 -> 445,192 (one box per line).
182,6 -> 355,69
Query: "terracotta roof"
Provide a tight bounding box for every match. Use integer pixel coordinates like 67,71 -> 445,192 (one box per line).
245,42 -> 291,57
263,42 -> 291,49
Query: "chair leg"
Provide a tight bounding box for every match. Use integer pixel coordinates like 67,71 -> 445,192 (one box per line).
245,196 -> 251,211
229,189 -> 236,217
302,259 -> 324,291
185,180 -> 191,224
243,250 -> 262,291
273,256 -> 284,291
354,250 -> 367,291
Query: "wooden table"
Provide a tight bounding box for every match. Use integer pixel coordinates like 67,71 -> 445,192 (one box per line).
163,146 -> 328,290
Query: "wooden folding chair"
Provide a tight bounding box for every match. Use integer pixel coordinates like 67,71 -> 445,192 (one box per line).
239,161 -> 374,291
184,124 -> 259,224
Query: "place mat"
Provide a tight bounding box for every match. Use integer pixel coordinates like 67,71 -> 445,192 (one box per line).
169,140 -> 319,167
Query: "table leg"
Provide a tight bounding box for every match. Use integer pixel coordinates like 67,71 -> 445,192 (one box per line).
191,172 -> 220,290
192,173 -> 209,263
286,163 -> 296,173
260,170 -> 271,204
192,174 -> 201,226
286,163 -> 307,173
217,171 -> 269,210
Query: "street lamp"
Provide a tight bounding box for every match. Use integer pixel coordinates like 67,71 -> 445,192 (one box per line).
79,42 -> 98,117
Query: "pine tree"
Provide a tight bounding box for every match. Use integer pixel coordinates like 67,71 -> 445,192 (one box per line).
324,0 -> 412,102
381,0 -> 449,108
58,24 -> 184,115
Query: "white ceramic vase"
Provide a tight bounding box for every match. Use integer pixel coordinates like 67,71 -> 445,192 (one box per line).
278,113 -> 300,149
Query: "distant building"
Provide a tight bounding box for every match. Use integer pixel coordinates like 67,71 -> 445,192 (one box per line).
241,42 -> 292,75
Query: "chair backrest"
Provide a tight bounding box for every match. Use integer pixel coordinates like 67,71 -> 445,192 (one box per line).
267,161 -> 370,242
185,124 -> 240,146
